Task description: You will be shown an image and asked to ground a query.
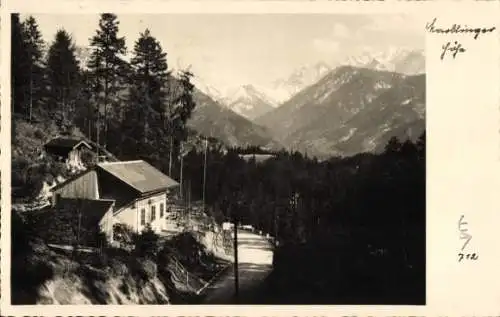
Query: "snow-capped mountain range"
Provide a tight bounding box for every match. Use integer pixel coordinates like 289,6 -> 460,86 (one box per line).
196,47 -> 425,117
78,45 -> 424,124
193,76 -> 279,120
270,47 -> 425,103
191,76 -> 226,103
342,47 -> 425,75
221,85 -> 278,120
271,61 -> 332,104
256,66 -> 425,158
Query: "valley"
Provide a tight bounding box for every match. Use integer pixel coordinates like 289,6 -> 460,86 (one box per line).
73,42 -> 426,158
11,13 -> 426,306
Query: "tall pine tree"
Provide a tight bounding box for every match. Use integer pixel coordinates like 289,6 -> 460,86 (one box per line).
125,29 -> 169,151
167,69 -> 196,175
22,16 -> 46,122
87,13 -> 128,151
46,29 -> 81,128
12,15 -> 45,121
11,14 -> 29,117
173,70 -> 196,141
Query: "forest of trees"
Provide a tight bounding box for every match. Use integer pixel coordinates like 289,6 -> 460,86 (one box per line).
159,131 -> 426,304
182,134 -> 425,249
11,14 -> 196,172
11,14 -> 425,304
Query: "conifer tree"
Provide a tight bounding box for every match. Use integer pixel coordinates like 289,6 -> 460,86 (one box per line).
167,69 -> 196,175
87,13 -> 128,151
46,29 -> 81,128
127,28 -> 169,145
13,16 -> 45,121
11,14 -> 29,117
74,70 -> 97,140
173,70 -> 196,140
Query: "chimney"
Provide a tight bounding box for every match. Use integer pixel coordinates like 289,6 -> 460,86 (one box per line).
52,193 -> 61,207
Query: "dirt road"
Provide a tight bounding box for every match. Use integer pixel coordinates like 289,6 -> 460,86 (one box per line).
201,230 -> 274,304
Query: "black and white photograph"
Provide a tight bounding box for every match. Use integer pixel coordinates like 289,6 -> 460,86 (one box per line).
9,13 -> 426,305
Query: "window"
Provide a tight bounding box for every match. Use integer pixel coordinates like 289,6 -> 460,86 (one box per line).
140,208 -> 146,225
160,203 -> 164,218
151,205 -> 156,221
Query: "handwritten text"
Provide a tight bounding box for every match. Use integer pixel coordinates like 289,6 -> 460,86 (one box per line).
458,215 -> 472,251
426,18 -> 496,40
425,18 -> 496,60
458,215 -> 478,262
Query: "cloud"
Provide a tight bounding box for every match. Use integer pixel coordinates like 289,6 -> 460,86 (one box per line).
332,23 -> 350,38
349,15 -> 425,50
311,23 -> 350,55
361,15 -> 425,35
312,38 -> 340,53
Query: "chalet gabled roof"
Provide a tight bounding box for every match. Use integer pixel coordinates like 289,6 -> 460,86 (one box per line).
97,160 -> 179,195
45,137 -> 92,151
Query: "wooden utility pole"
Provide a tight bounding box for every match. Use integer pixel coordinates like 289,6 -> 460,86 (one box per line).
169,136 -> 173,176
229,196 -> 240,304
232,203 -> 239,303
203,137 -> 208,210
96,105 -> 100,162
180,142 -> 184,200
29,63 -> 33,122
77,210 -> 82,247
188,180 -> 191,210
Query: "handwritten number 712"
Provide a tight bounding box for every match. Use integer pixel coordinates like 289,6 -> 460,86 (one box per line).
458,253 -> 478,262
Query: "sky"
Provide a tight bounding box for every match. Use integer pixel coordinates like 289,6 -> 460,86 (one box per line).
30,13 -> 425,93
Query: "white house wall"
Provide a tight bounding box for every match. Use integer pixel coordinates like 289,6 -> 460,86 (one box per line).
114,191 -> 172,234
114,203 -> 138,232
136,192 -> 167,233
98,202 -> 115,242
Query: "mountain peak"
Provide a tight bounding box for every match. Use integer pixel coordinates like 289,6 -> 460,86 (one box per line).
191,75 -> 225,102
270,62 -> 333,103
189,88 -> 280,149
241,84 -> 256,91
221,84 -> 277,120
258,68 -> 425,158
341,47 -> 425,75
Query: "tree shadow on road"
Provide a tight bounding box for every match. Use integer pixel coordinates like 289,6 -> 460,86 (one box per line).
237,234 -> 274,251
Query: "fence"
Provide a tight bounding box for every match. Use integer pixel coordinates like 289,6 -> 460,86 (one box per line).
167,254 -> 205,292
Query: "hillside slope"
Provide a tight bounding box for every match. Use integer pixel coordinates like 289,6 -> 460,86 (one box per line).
12,208 -> 230,305
292,74 -> 425,157
256,67 -> 403,143
11,117 -> 85,202
256,67 -> 424,158
189,88 -> 281,149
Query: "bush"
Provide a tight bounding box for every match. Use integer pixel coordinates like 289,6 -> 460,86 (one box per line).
12,209 -> 34,255
12,154 -> 69,201
113,223 -> 137,250
134,224 -> 159,258
81,148 -> 97,166
11,209 -> 55,304
142,259 -> 158,279
33,128 -> 45,140
163,232 -> 203,265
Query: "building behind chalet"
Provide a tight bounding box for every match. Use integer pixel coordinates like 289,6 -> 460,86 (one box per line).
44,137 -> 92,170
51,160 -> 180,243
